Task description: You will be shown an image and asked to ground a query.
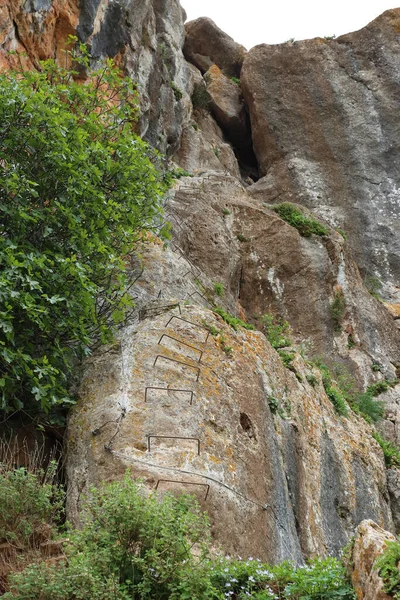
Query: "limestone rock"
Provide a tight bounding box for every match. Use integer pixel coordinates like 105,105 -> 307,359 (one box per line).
241,9 -> 400,302
167,173 -> 400,381
205,64 -> 250,149
184,17 -> 246,77
0,0 -> 193,155
173,111 -> 241,178
351,520 -> 395,600
66,300 -> 393,562
387,468 -> 400,533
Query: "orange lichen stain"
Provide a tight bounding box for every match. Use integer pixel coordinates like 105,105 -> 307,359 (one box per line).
383,302 -> 400,318
208,454 -> 223,465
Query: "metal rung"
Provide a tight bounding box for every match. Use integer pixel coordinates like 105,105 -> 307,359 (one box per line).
153,355 -> 200,381
157,334 -> 203,362
165,316 -> 210,343
144,387 -> 194,404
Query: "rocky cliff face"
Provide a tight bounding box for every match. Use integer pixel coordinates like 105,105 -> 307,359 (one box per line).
5,0 -> 400,569
241,9 -> 400,308
0,0 -> 192,154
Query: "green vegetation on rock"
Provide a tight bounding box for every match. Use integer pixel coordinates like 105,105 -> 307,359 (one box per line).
0,41 -> 170,420
214,307 -> 255,331
273,203 -> 328,237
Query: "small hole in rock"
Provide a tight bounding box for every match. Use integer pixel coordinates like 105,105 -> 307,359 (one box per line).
240,412 -> 256,439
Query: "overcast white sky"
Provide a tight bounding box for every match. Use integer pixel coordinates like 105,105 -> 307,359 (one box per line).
181,1 -> 398,48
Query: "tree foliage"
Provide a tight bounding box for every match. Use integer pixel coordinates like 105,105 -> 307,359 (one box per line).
0,41 -> 170,418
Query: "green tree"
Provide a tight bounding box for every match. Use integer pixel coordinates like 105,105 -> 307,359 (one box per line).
0,42 -> 170,419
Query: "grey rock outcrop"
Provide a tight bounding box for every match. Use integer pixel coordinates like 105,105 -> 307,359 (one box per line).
183,17 -> 246,77
66,298 -> 393,562
0,0 -> 193,155
241,9 -> 400,308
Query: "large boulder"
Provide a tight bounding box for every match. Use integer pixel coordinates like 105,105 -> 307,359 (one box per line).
241,9 -> 400,306
205,64 -> 250,149
351,520 -> 395,600
183,17 -> 246,77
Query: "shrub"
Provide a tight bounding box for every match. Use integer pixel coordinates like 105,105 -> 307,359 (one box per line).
4,469 -> 356,600
191,83 -> 211,111
376,539 -> 400,597
372,431 -> 400,468
260,313 -> 291,349
364,275 -> 382,299
5,473 -> 215,600
0,41 -> 169,418
213,307 -> 255,331
213,282 -> 224,297
209,555 -> 355,600
0,462 -> 63,549
170,81 -> 182,101
273,203 -> 328,237
330,290 -> 346,331
355,391 -> 385,422
314,361 -> 349,416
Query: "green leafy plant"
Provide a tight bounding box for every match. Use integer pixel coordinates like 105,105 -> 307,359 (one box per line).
356,391 -> 384,422
306,373 -> 318,387
364,275 -> 382,299
314,361 -> 349,416
5,473 -> 215,600
213,145 -> 220,158
237,233 -> 249,242
213,282 -> 224,297
191,121 -> 199,131
170,81 -> 183,101
0,462 -> 63,550
372,431 -> 400,468
209,555 -> 355,600
213,307 -> 255,331
230,76 -> 241,85
260,313 -> 291,349
0,41 -> 170,419
191,83 -> 211,111
273,203 -> 328,237
203,321 -> 233,356
330,289 -> 346,331
336,228 -> 347,239
376,539 -> 400,597
3,467 -> 356,600
222,207 -> 231,216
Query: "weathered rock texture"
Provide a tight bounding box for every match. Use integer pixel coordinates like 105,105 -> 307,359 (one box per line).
166,174 -> 400,383
351,520 -> 395,600
67,300 -> 393,562
241,9 -> 400,307
183,17 -> 246,77
0,0 -> 193,154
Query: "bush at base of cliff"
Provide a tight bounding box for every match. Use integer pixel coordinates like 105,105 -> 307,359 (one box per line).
4,470 -> 356,600
0,41 -> 170,420
4,472 -> 215,600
